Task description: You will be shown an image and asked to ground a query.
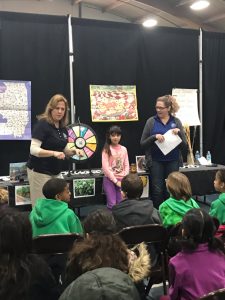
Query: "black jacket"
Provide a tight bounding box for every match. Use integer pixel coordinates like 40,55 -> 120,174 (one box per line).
112,198 -> 161,231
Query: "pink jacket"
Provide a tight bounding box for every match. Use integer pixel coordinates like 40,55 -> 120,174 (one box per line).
102,144 -> 129,183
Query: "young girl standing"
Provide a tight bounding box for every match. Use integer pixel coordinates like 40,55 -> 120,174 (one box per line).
102,125 -> 129,209
209,169 -> 225,224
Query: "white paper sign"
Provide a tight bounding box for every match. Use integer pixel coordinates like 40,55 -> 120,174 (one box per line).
172,88 -> 201,126
155,129 -> 182,155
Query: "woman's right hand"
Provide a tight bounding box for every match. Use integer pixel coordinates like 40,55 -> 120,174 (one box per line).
53,151 -> 65,160
156,134 -> 165,143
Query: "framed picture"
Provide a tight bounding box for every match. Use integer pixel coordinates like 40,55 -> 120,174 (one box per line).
0,187 -> 9,205
15,185 -> 31,206
9,162 -> 28,181
139,175 -> 149,199
90,85 -> 139,122
136,155 -> 146,173
73,178 -> 95,198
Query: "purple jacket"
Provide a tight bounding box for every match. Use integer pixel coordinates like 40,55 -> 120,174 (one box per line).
169,243 -> 225,300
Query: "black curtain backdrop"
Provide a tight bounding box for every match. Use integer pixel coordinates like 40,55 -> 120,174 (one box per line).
72,18 -> 199,169
203,31 -> 225,164
0,12 -> 69,175
2,14 -> 223,175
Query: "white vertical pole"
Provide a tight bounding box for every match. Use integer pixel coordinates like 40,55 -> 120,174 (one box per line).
68,14 -> 76,171
68,14 -> 75,123
199,28 -> 203,156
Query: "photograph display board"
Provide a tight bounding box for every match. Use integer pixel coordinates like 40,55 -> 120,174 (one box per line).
0,80 -> 31,140
9,162 -> 28,181
73,178 -> 95,198
136,155 -> 146,173
90,85 -> 139,122
15,185 -> 31,206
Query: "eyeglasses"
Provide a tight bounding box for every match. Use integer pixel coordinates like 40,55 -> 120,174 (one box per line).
155,106 -> 167,110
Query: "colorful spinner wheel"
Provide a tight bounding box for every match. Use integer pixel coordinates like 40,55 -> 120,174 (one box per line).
67,123 -> 98,162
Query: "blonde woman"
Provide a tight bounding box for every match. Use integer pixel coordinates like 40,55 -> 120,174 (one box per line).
27,94 -> 82,206
140,95 -> 187,208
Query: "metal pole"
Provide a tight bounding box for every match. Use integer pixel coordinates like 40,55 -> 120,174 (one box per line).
68,14 -> 75,123
199,28 -> 203,156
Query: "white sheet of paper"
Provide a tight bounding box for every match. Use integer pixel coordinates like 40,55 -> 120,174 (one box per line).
198,156 -> 209,166
155,129 -> 182,155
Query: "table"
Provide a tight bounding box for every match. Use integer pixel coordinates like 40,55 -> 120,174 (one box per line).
180,164 -> 225,196
1,164 -> 225,209
63,165 -> 225,208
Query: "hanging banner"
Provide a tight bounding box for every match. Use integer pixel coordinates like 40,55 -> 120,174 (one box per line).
90,85 -> 139,122
172,88 -> 201,126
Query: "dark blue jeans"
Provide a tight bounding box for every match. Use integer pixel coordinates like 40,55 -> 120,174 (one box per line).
149,160 -> 179,209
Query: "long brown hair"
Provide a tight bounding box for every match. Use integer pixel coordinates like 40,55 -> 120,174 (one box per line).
156,95 -> 179,115
102,125 -> 122,157
37,94 -> 69,127
166,171 -> 192,201
65,233 -> 129,285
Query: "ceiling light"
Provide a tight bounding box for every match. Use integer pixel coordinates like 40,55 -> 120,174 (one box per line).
190,1 -> 210,10
142,19 -> 158,28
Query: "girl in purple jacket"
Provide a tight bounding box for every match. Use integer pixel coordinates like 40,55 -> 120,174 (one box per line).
169,208 -> 225,300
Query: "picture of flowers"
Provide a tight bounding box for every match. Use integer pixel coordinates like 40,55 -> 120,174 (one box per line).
15,185 -> 31,206
73,178 -> 95,198
90,85 -> 139,122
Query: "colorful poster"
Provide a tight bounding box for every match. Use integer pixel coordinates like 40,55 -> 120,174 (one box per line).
90,85 -> 138,122
0,80 -> 31,140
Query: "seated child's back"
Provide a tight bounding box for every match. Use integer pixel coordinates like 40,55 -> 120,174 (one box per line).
159,172 -> 199,228
30,178 -> 83,237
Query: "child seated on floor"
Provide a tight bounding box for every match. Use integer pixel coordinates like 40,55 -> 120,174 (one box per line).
30,178 -> 83,237
169,208 -> 225,300
159,171 -> 199,228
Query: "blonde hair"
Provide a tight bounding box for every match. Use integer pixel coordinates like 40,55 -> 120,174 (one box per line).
37,94 -> 69,127
156,95 -> 179,115
166,171 -> 192,201
0,188 -> 9,204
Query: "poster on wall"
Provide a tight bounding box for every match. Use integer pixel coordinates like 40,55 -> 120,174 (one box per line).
15,185 -> 31,206
0,80 -> 31,140
90,85 -> 139,122
172,88 -> 201,126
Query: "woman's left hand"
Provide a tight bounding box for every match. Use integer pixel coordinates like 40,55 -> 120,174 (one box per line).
172,128 -> 180,135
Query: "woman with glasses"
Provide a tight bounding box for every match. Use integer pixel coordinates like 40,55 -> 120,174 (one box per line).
140,95 -> 187,209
